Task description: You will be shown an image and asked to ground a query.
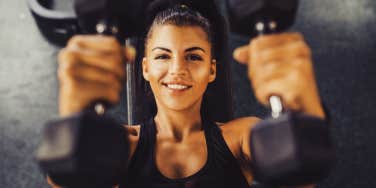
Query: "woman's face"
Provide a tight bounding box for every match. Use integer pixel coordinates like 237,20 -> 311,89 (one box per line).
143,24 -> 216,111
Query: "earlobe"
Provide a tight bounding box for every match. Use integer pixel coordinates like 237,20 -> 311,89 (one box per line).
142,57 -> 149,81
209,59 -> 216,83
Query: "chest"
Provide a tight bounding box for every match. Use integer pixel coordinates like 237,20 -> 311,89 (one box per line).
155,133 -> 208,179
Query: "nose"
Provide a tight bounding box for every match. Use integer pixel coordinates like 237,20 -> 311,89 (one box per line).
169,57 -> 188,76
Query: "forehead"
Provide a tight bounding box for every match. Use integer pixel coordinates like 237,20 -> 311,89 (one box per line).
147,25 -> 210,50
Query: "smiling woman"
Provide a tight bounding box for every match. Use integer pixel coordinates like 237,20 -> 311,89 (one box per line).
136,1 -> 234,124
143,25 -> 215,113
120,5 -> 254,188
50,0 -> 325,187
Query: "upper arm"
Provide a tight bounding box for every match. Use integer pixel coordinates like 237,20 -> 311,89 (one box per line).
238,117 -> 261,162
220,117 -> 261,185
220,117 -> 261,162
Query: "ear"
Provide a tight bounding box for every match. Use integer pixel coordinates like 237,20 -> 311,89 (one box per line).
209,59 -> 216,83
142,57 -> 150,81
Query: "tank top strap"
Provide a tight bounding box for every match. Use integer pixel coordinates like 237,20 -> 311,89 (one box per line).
126,117 -> 156,176
201,117 -> 236,161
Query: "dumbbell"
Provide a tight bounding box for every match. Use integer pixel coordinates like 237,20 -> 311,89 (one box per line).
34,0 -> 148,186
36,104 -> 129,187
227,0 -> 335,186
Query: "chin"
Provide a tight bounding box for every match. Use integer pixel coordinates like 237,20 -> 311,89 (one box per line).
164,100 -> 196,111
157,96 -> 202,113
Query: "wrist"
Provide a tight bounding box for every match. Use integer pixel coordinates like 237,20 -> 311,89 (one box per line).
300,89 -> 326,119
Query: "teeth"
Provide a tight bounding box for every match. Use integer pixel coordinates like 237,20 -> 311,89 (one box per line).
166,84 -> 189,90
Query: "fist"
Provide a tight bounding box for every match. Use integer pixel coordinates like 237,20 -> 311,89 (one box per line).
58,35 -> 135,117
233,33 -> 325,118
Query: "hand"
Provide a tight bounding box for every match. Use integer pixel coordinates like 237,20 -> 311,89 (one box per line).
58,35 -> 135,117
233,33 -> 325,118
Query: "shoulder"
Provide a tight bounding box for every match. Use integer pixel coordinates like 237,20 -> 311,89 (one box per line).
218,116 -> 261,134
216,116 -> 261,158
123,125 -> 141,162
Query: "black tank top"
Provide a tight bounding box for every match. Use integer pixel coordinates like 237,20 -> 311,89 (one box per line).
120,117 -> 251,188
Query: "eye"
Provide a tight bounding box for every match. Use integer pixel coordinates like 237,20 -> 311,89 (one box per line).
154,54 -> 170,60
186,54 -> 203,62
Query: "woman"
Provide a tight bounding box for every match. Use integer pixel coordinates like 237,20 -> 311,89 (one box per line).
52,2 -> 326,188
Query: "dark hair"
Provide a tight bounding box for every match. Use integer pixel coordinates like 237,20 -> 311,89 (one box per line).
145,5 -> 213,52
134,2 -> 233,124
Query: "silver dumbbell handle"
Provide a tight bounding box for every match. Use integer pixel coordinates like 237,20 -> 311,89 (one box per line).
269,96 -> 283,118
125,39 -> 136,125
255,21 -> 284,119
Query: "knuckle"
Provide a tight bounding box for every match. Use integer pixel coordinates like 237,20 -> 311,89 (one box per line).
108,90 -> 120,103
295,41 -> 311,56
60,77 -> 75,93
57,67 -> 67,80
287,69 -> 303,81
104,36 -> 121,49
58,49 -> 78,66
57,68 -> 65,81
283,93 -> 300,110
67,35 -> 84,47
103,35 -> 117,43
260,48 -> 274,61
119,68 -> 126,80
250,37 -> 262,49
58,48 -> 67,62
108,73 -> 119,84
291,32 -> 304,40
111,54 -> 123,66
58,66 -> 75,82
254,88 -> 267,104
67,76 -> 79,89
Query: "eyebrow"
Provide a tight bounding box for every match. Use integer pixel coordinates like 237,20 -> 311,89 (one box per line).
151,47 -> 206,53
185,47 -> 205,53
152,47 -> 171,52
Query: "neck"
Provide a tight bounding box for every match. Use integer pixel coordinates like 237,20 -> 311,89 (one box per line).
154,99 -> 203,142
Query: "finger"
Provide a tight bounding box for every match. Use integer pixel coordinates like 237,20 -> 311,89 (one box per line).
61,77 -> 121,105
252,68 -> 306,111
250,61 -> 289,89
251,32 -> 304,52
68,35 -> 122,54
58,48 -> 80,81
69,63 -> 123,92
66,48 -> 125,80
233,45 -> 250,64
124,46 -> 137,63
252,41 -> 311,67
254,80 -> 303,111
249,57 -> 312,84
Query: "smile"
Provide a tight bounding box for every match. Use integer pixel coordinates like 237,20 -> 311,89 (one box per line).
162,83 -> 192,91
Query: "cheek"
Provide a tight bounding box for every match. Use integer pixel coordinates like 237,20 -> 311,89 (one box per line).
147,62 -> 168,81
191,64 -> 211,84
146,62 -> 168,94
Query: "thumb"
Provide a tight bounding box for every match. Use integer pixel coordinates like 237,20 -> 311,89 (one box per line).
124,46 -> 136,62
233,45 -> 250,64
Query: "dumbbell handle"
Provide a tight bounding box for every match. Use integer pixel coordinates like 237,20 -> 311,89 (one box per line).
254,20 -> 284,119
125,38 -> 136,125
94,21 -> 136,125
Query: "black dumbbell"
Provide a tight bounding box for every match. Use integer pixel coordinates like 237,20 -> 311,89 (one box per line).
227,0 -> 335,186
36,103 -> 129,187
34,0 -> 148,186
